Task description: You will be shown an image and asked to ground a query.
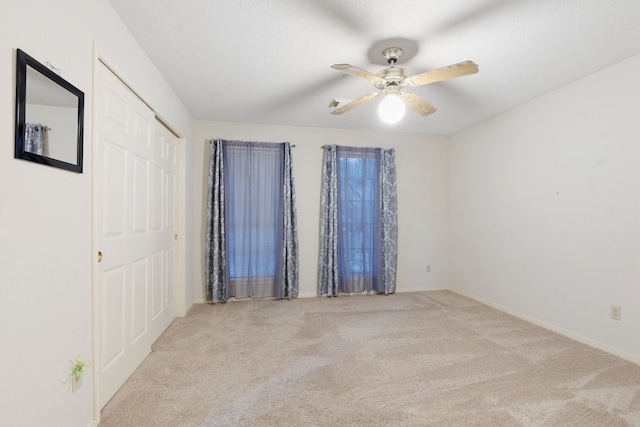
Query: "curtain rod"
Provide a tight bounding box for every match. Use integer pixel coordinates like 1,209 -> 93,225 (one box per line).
212,139 -> 296,147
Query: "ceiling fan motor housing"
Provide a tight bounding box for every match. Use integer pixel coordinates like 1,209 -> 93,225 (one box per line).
375,66 -> 409,92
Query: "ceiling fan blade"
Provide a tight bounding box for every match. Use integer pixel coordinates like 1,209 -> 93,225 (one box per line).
400,92 -> 437,116
331,64 -> 386,84
330,92 -> 380,115
408,60 -> 479,86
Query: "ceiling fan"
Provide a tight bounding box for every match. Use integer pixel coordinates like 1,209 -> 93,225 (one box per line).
329,47 -> 479,123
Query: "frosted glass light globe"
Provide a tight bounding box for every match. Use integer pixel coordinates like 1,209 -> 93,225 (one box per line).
378,93 -> 405,124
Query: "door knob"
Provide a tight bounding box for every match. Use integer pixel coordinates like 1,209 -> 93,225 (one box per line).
98,251 -> 103,262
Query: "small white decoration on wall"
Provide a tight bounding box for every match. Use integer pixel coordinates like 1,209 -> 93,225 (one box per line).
67,355 -> 90,393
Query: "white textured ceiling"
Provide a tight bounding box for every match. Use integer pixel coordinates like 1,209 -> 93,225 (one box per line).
107,0 -> 640,135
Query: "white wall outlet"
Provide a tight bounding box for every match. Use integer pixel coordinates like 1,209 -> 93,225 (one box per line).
610,305 -> 621,321
426,265 -> 431,273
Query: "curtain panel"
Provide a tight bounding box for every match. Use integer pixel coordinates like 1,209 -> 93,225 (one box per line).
280,144 -> 300,299
318,145 -> 398,296
318,145 -> 340,296
25,122 -> 48,156
205,139 -> 227,302
380,148 -> 398,294
205,139 -> 299,302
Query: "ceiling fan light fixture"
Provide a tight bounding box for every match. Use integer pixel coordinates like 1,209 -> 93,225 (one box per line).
378,93 -> 405,124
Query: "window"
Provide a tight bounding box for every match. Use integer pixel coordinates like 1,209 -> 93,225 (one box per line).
224,142 -> 284,298
318,145 -> 397,296
336,146 -> 382,292
206,139 -> 299,303
337,151 -> 380,276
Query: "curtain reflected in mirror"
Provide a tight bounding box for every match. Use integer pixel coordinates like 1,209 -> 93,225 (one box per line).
15,49 -> 84,173
25,123 -> 49,156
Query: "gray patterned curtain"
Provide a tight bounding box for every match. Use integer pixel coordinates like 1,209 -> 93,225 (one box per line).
25,123 -> 48,156
205,139 -> 299,302
205,139 -> 227,302
318,145 -> 340,296
380,148 -> 398,294
318,145 -> 398,296
279,144 -> 300,299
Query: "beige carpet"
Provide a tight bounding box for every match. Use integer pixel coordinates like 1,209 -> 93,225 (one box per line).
100,291 -> 640,426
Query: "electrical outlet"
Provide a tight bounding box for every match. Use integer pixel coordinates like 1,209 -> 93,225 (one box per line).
426,265 -> 431,273
610,305 -> 621,321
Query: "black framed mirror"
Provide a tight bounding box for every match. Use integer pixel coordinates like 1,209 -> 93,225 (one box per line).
15,49 -> 84,173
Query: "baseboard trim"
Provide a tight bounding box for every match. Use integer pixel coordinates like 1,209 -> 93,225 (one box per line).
297,292 -> 317,298
451,288 -> 640,366
193,287 -> 448,303
396,286 -> 447,293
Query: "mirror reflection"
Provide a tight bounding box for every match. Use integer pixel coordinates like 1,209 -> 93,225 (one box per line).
15,49 -> 84,173
25,66 -> 79,163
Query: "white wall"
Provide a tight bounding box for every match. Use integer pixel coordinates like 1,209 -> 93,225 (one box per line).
450,53 -> 640,362
191,121 -> 451,300
0,1 -> 193,426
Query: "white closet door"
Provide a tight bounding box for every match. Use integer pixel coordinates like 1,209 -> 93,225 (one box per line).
148,119 -> 178,342
94,62 -> 177,408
